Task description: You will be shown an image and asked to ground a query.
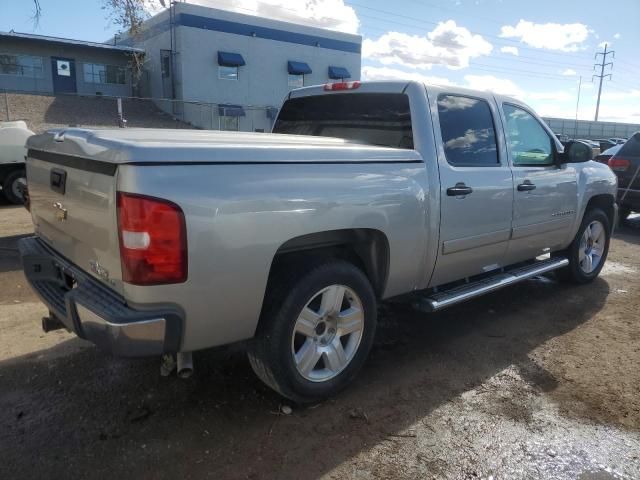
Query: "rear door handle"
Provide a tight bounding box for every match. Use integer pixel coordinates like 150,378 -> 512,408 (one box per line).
517,181 -> 536,192
447,183 -> 473,196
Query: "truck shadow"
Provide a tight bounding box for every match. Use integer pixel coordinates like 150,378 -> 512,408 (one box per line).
0,275 -> 611,479
615,215 -> 640,245
0,234 -> 31,274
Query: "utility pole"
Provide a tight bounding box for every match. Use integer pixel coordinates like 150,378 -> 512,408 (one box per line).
574,75 -> 582,137
593,43 -> 614,121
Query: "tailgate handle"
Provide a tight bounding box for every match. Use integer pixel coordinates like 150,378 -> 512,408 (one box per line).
50,168 -> 67,194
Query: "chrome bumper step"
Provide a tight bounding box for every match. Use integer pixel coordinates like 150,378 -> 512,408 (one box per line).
413,257 -> 569,312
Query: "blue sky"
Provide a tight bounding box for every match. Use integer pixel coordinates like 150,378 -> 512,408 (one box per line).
2,0 -> 639,122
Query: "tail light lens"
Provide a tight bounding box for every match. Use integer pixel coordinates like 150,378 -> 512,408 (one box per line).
323,81 -> 361,91
117,192 -> 187,285
608,157 -> 630,171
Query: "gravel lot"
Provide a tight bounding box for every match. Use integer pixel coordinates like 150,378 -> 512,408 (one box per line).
1,202 -> 639,479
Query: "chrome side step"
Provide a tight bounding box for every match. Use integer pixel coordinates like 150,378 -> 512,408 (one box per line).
413,257 -> 569,312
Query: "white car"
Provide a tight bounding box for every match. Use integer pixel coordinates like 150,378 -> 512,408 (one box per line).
0,120 -> 33,204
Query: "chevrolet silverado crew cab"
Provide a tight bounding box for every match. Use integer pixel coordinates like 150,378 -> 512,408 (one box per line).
19,81 -> 617,402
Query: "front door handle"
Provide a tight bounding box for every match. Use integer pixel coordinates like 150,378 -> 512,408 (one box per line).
517,181 -> 536,192
447,183 -> 473,197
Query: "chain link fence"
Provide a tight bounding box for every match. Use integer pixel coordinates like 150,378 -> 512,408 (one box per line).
543,117 -> 640,140
2,89 -> 277,133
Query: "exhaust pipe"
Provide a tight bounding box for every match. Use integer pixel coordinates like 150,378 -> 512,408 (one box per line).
176,352 -> 193,379
42,315 -> 65,333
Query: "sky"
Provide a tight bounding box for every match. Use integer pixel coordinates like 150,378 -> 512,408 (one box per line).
2,0 -> 639,123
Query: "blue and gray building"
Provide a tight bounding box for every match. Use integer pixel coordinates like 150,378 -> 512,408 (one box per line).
124,2 -> 362,131
0,30 -> 140,97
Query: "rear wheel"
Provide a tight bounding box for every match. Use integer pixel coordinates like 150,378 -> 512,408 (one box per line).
248,260 -> 377,403
2,169 -> 26,205
555,208 -> 611,284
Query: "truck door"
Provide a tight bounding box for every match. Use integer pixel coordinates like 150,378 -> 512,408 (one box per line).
428,91 -> 514,287
498,102 -> 578,264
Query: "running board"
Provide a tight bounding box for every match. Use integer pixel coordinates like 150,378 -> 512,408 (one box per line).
413,257 -> 569,312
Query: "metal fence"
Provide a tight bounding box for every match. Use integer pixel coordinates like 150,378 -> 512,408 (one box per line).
542,117 -> 640,140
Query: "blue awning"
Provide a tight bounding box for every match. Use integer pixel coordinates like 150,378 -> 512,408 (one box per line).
328,66 -> 351,79
218,51 -> 246,67
218,104 -> 246,117
287,61 -> 312,75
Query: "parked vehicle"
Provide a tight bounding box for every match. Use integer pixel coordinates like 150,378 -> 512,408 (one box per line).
610,137 -> 628,145
0,120 -> 33,204
608,132 -> 640,221
596,139 -> 617,152
595,144 -> 622,164
19,81 -> 617,402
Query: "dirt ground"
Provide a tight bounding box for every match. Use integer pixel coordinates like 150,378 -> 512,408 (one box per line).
0,202 -> 638,480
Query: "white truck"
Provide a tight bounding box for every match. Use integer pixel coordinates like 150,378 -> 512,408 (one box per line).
0,120 -> 32,204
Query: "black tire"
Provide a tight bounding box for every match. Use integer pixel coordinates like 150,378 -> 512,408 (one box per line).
2,169 -> 26,205
248,259 -> 377,403
554,208 -> 611,284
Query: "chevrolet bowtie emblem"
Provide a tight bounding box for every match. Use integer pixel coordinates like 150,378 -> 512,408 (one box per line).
53,202 -> 67,221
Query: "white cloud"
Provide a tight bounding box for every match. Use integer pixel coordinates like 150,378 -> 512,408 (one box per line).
363,67 -> 523,98
500,20 -> 589,52
613,33 -> 621,39
361,66 -> 454,86
600,89 -> 640,101
363,20 -> 492,70
527,91 -> 574,101
500,46 -> 519,56
561,68 -> 577,76
184,0 -> 360,33
463,74 -> 524,97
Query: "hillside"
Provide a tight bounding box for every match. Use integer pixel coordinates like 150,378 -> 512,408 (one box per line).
1,93 -> 192,133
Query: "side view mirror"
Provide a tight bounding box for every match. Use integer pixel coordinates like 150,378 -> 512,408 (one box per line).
559,140 -> 594,164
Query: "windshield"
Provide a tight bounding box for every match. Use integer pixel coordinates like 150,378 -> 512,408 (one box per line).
273,93 -> 414,150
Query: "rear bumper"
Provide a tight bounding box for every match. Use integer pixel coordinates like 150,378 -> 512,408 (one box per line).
19,236 -> 183,357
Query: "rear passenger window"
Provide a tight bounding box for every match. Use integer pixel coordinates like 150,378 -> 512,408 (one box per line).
502,104 -> 554,166
437,95 -> 499,167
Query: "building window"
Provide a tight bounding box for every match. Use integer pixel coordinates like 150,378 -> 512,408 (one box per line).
0,53 -> 43,77
288,74 -> 304,88
83,63 -> 126,85
220,116 -> 239,131
219,65 -> 239,81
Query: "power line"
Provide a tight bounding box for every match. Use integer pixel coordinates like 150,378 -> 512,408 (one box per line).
347,1 -> 594,61
593,43 -> 614,121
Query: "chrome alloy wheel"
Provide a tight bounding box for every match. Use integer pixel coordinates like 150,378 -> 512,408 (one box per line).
579,220 -> 606,274
291,285 -> 365,382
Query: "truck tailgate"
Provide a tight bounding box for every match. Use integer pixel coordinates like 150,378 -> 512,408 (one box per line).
26,151 -> 124,295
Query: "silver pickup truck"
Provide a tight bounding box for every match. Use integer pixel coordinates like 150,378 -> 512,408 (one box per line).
19,81 -> 617,402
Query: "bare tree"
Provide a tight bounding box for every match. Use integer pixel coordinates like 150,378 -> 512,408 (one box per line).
31,0 -> 163,36
31,0 -> 42,27
102,0 -> 160,35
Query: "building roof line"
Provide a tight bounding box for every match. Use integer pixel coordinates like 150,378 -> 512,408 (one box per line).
0,31 -> 144,54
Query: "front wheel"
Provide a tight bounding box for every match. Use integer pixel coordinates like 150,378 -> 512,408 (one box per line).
248,260 -> 377,403
555,208 -> 611,284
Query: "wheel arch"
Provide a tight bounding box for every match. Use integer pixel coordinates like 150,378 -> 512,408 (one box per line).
584,193 -> 616,230
268,228 -> 390,299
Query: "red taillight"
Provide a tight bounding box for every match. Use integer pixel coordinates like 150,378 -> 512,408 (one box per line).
323,81 -> 361,91
117,192 -> 187,285
608,157 -> 630,172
